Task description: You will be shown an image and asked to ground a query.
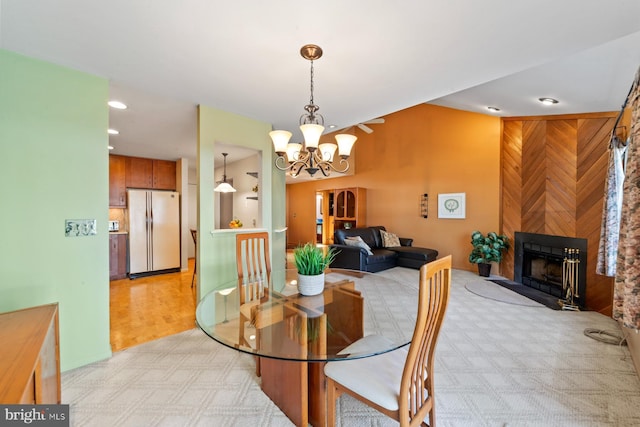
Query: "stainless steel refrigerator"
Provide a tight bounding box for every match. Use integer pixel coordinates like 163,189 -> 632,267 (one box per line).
127,189 -> 180,277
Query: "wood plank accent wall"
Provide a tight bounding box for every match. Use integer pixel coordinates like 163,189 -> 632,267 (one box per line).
501,113 -> 616,314
501,121 -> 522,280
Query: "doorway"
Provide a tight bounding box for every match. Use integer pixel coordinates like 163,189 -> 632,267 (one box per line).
316,190 -> 335,245
315,193 -> 323,243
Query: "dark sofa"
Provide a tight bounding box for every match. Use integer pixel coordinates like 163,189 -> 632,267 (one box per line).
329,226 -> 438,272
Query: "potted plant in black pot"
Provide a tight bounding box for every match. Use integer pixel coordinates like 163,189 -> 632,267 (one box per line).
469,230 -> 509,277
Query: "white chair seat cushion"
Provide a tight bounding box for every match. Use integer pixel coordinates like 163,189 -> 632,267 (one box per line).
324,335 -> 408,411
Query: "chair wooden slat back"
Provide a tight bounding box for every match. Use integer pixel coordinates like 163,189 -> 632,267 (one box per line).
399,254 -> 451,426
324,255 -> 451,426
235,232 -> 272,377
236,232 -> 271,305
190,229 -> 197,288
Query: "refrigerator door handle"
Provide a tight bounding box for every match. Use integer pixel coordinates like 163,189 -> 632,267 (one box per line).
149,194 -> 153,270
148,192 -> 153,270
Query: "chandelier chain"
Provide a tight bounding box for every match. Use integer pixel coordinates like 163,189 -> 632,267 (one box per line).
309,60 -> 315,106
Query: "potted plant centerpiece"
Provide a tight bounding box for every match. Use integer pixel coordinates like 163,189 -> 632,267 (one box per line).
293,243 -> 337,296
469,230 -> 509,277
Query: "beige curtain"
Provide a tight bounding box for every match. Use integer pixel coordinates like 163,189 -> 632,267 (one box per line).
614,68 -> 640,330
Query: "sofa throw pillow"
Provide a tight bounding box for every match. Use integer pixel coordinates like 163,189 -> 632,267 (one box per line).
381,230 -> 401,247
344,236 -> 374,255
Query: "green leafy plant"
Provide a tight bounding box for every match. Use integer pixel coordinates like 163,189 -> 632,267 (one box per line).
468,231 -> 510,264
293,243 -> 338,275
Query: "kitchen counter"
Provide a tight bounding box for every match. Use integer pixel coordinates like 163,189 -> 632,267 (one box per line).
109,231 -> 128,235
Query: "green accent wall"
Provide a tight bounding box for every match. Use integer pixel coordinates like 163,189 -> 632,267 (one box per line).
197,105 -> 286,299
0,49 -> 112,370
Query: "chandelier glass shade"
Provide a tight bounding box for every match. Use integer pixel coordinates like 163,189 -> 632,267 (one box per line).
214,152 -> 236,193
270,44 -> 357,178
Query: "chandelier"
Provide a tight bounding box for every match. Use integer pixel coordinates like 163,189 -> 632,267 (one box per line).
270,44 -> 357,178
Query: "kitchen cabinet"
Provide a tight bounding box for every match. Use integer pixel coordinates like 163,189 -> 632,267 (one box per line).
109,155 -> 127,207
109,233 -> 128,280
125,157 -> 153,188
0,303 -> 60,404
125,156 -> 176,190
152,159 -> 177,190
334,187 -> 366,230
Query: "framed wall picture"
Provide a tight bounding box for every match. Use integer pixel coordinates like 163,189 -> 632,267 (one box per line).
438,193 -> 466,219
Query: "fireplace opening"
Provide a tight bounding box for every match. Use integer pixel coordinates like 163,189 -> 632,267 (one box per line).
514,232 -> 587,309
522,251 -> 564,297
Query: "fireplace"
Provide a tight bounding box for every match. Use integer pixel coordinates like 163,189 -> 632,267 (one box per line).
514,232 -> 587,308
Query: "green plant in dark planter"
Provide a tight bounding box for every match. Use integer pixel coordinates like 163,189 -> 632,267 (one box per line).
469,230 -> 509,277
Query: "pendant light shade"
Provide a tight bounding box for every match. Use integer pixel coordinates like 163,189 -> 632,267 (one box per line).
214,153 -> 236,193
335,134 -> 357,158
213,182 -> 236,193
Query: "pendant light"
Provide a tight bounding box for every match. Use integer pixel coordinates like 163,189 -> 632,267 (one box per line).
214,153 -> 236,193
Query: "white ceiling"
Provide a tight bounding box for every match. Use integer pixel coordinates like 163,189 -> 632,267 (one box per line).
2,0 -> 640,172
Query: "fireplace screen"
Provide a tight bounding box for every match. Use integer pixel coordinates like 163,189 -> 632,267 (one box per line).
522,251 -> 564,297
514,232 -> 587,309
527,255 -> 563,287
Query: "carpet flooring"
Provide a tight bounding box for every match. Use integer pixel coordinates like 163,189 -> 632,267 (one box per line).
62,268 -> 640,426
465,278 -> 543,308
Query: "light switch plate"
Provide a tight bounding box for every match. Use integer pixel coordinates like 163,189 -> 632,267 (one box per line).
65,219 -> 97,237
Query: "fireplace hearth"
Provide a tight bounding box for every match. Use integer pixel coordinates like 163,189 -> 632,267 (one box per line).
514,232 -> 587,309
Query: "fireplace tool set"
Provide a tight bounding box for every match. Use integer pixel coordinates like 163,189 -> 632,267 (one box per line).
560,248 -> 580,311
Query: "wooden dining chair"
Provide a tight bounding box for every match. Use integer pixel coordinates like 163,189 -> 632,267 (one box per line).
324,255 -> 452,427
190,229 -> 197,288
236,232 -> 271,376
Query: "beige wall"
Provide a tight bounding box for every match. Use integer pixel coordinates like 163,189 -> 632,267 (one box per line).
287,104 -> 501,272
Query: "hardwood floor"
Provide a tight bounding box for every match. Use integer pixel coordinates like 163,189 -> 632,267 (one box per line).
110,259 -> 197,352
110,252 -> 296,352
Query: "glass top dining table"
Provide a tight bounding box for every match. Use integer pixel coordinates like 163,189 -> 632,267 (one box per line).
195,268 -> 419,362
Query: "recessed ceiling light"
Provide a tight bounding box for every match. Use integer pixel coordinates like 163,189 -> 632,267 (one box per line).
487,106 -> 501,112
328,124 -> 336,129
108,145 -> 114,150
538,97 -> 559,105
108,100 -> 127,109
108,129 -> 119,135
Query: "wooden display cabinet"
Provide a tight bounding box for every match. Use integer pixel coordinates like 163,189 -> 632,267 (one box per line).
0,303 -> 61,404
333,187 -> 366,231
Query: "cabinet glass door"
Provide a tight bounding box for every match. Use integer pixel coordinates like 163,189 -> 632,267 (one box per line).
335,190 -> 346,218
346,190 -> 356,218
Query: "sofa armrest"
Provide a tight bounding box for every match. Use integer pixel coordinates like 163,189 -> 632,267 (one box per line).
400,237 -> 413,246
329,244 -> 369,271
